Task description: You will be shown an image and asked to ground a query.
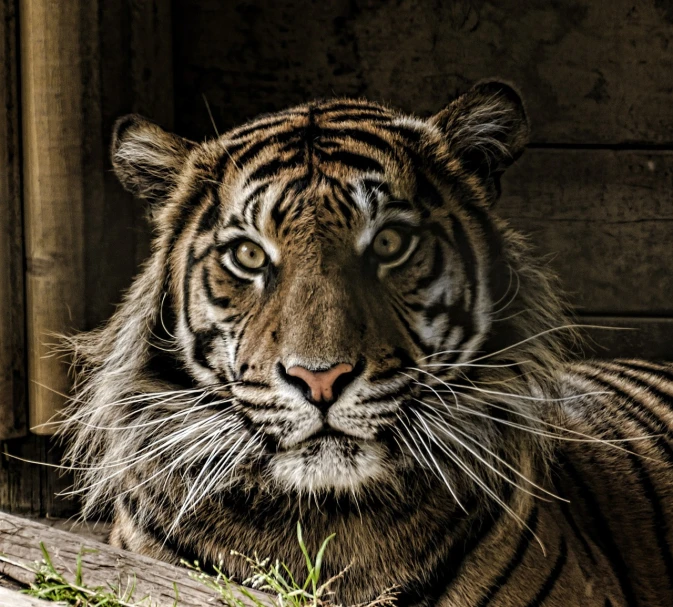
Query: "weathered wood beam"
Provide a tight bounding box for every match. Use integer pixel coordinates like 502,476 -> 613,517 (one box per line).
19,0 -> 99,434
0,586 -> 67,607
18,0 -> 175,437
0,511 -> 274,607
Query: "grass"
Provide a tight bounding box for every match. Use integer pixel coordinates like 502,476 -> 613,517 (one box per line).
0,524 -> 398,607
0,541 -> 158,606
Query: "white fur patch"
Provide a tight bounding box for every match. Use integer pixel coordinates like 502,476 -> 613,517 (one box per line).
268,438 -> 389,494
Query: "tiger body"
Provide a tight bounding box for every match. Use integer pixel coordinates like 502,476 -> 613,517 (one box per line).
62,83 -> 673,606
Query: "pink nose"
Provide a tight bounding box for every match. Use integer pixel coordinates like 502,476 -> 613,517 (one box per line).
286,363 -> 354,403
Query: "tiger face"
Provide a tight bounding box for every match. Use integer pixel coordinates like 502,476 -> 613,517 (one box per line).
110,82 -> 530,496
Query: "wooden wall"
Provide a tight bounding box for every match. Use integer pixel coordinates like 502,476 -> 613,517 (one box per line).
172,0 -> 673,360
0,0 -> 171,516
0,0 -> 671,515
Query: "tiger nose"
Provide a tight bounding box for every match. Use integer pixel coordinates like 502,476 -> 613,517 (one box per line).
285,363 -> 354,407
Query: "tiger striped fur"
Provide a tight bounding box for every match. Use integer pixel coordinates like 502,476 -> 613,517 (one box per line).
60,81 -> 673,606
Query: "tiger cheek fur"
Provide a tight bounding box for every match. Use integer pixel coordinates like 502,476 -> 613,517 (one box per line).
60,82 -> 673,606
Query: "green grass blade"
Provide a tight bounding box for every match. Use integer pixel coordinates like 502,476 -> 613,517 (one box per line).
312,533 -> 335,593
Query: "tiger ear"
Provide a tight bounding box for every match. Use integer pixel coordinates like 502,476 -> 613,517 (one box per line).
111,114 -> 195,204
429,80 -> 529,184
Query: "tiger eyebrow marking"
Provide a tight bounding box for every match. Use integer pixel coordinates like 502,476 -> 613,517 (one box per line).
225,215 -> 244,229
348,180 -> 380,220
269,175 -> 311,234
196,191 -> 222,234
323,110 -> 394,123
382,199 -> 414,213
242,182 -> 270,224
361,178 -> 391,197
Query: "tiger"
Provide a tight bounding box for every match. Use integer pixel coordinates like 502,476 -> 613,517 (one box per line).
60,80 -> 673,606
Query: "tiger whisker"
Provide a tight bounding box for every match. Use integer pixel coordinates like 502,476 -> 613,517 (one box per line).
491,264 -> 521,317
179,431 -> 261,522
158,292 -> 178,340
93,426 -> 244,509
32,384 -> 220,430
416,445 -> 470,515
417,349 -> 478,362
159,427 -> 232,497
411,408 -> 556,503
168,430 -> 253,535
490,262 -> 515,310
407,411 -> 546,554
421,390 -> 663,461
490,308 -> 529,323
405,367 -> 465,402
463,324 -> 630,366
417,360 -> 530,369
60,398 -> 233,432
412,402 -> 566,502
45,382 -> 238,419
394,411 -> 466,513
161,426 -> 227,495
88,420 -> 247,508
451,369 -> 535,387
420,368 -> 609,403
60,414 -> 240,495
143,336 -> 181,354
399,371 -> 457,415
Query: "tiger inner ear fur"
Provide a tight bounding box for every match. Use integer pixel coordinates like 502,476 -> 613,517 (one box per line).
111,114 -> 195,204
430,80 -> 530,197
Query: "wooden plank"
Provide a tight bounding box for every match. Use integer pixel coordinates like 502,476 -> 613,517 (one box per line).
0,586 -> 67,607
0,0 -> 26,440
91,0 -> 174,321
19,0 -> 102,433
128,0 -> 174,130
0,511 -> 273,607
172,0 -> 673,144
0,437 -> 72,519
576,317 -> 673,362
498,149 -> 673,315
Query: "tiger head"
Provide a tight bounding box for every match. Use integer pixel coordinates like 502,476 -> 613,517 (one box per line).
65,82 -> 569,515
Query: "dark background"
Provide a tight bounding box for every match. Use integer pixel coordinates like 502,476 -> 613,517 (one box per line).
1,0 -> 671,515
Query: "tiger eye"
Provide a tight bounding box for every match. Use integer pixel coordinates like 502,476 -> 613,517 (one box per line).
234,240 -> 267,270
372,228 -> 404,260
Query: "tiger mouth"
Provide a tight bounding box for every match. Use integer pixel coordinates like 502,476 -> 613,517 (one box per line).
295,429 -> 364,459
286,427 -> 366,454
310,427 -> 347,439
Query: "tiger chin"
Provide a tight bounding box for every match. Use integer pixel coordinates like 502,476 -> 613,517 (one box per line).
61,81 -> 673,606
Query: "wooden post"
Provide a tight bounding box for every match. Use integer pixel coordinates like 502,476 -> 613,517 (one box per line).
0,0 -> 26,440
19,0 -> 102,433
0,0 -> 174,517
18,0 -> 175,435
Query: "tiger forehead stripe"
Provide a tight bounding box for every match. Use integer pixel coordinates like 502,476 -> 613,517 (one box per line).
223,107 -> 410,183
206,111 -> 429,237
